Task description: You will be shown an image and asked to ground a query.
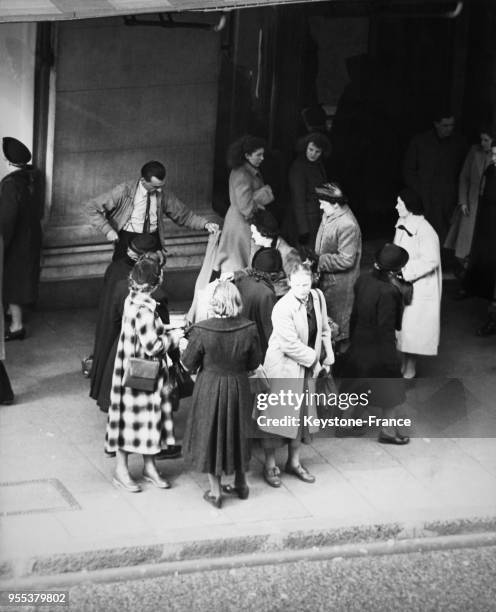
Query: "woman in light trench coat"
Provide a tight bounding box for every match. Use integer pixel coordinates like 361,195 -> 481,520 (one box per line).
257,259 -> 334,487
393,187 -> 442,379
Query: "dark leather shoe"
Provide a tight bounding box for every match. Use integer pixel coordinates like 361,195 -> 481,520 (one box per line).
263,466 -> 282,488
285,463 -> 316,483
203,490 -> 222,509
378,431 -> 410,445
155,445 -> 182,460
112,473 -> 142,493
221,483 -> 249,500
5,327 -> 26,341
476,319 -> 496,337
143,473 -> 170,489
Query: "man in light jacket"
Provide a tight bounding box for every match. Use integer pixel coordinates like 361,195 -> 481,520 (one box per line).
85,160 -> 218,261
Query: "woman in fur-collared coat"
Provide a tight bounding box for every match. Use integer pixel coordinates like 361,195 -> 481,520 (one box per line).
105,257 -> 182,493
315,183 -> 362,352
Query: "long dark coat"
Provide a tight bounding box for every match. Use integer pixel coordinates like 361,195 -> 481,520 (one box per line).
464,164 -> 496,300
236,273 -> 277,359
90,256 -> 169,411
403,129 -> 466,244
288,154 -> 327,246
182,316 -> 261,476
0,167 -> 42,304
340,271 -> 405,409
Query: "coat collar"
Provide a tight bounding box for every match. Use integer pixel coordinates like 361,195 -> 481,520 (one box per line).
395,213 -> 423,236
322,204 -> 350,225
195,315 -> 254,333
129,290 -> 157,311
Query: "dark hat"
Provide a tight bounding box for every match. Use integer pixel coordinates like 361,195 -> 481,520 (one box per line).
252,247 -> 283,274
2,137 -> 31,165
131,257 -> 161,287
375,243 -> 409,272
129,233 -> 160,255
315,182 -> 347,205
250,209 -> 279,239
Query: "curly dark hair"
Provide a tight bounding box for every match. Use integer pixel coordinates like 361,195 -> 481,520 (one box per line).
295,132 -> 331,157
227,135 -> 266,169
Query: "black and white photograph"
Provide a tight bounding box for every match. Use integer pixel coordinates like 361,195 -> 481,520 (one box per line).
0,1 -> 496,610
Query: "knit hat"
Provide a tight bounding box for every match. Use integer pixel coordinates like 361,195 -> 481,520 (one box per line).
375,243 -> 409,272
2,137 -> 31,165
251,247 -> 283,273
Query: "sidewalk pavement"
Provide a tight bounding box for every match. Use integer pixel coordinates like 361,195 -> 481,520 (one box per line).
1,281 -> 496,582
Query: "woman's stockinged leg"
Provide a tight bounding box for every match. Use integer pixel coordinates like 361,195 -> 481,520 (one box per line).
263,448 -> 277,470
287,439 -> 301,468
207,473 -> 221,498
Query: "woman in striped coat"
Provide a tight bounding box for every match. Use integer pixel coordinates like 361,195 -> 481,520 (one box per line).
105,256 -> 183,492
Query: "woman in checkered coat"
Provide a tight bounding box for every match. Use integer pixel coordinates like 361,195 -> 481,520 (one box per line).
105,256 -> 182,493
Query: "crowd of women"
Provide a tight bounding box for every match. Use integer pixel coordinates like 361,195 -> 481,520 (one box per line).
91,129 -> 493,508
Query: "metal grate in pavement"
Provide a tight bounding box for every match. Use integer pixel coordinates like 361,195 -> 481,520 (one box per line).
0,479 -> 80,517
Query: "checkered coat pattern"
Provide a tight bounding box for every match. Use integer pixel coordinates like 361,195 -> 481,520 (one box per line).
105,290 -> 175,454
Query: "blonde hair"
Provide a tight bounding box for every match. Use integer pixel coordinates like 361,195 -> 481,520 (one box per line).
210,281 -> 243,317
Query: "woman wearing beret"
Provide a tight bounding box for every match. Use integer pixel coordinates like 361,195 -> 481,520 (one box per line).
0,137 -> 42,341
340,243 -> 411,444
393,188 -> 442,379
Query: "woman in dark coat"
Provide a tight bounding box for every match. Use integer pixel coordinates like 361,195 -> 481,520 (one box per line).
288,132 -> 330,247
0,137 -> 42,340
464,142 -> 496,335
181,281 -> 261,508
340,243 -> 411,444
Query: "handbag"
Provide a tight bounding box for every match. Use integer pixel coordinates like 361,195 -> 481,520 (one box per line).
123,328 -> 160,393
169,360 -> 195,399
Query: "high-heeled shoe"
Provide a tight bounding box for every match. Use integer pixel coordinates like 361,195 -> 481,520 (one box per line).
221,483 -> 249,500
5,327 -> 26,341
143,473 -> 171,489
203,490 -> 222,508
112,472 -> 142,493
378,431 -> 410,445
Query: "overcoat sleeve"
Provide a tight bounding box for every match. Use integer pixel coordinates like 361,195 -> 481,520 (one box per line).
401,226 -> 440,283
230,170 -> 269,220
0,178 -> 19,248
135,306 -> 167,357
272,303 -> 316,367
318,222 -> 360,272
181,327 -> 205,373
247,325 -> 262,371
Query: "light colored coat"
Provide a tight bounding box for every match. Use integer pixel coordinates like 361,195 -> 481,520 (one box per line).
262,288 -> 334,438
444,144 -> 490,259
315,204 -> 362,341
394,215 -> 442,355
215,163 -> 273,273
